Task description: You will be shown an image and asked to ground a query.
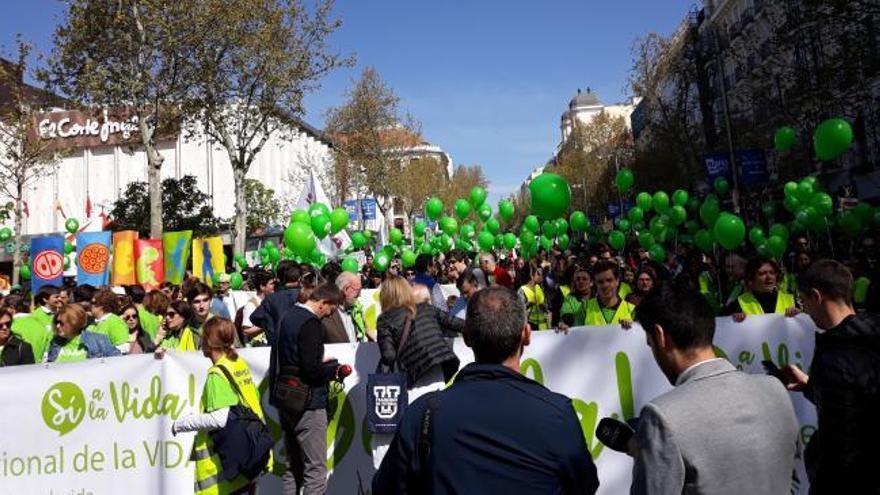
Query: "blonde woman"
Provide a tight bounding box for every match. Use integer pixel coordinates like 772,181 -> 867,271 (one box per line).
373,276 -> 461,468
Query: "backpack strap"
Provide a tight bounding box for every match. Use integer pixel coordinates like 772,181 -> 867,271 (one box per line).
215,363 -> 247,410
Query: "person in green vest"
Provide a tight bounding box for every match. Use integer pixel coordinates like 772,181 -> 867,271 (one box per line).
722,257 -> 799,322
141,289 -> 170,341
31,286 -> 62,333
89,289 -> 131,350
154,300 -> 201,353
619,266 -> 635,300
46,304 -> 121,363
586,261 -> 635,328
558,268 -> 594,330
517,262 -> 550,330
722,253 -> 747,308
7,294 -> 52,362
126,285 -> 160,341
172,317 -> 272,494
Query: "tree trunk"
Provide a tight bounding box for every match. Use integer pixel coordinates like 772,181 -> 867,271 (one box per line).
139,114 -> 164,239
12,183 -> 23,286
232,166 -> 247,254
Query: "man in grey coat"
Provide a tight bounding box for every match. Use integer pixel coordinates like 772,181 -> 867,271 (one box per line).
631,282 -> 800,494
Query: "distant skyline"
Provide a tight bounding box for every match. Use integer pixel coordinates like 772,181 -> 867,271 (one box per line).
0,1 -> 697,206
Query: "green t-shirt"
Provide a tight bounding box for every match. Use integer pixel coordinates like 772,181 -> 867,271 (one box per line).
203,372 -> 239,413
138,307 -> 160,341
91,314 -> 130,346
30,307 -> 55,333
55,336 -> 88,363
601,306 -> 617,324
11,316 -> 52,363
560,294 -> 588,327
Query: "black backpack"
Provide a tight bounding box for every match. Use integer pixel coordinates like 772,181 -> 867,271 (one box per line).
211,365 -> 275,481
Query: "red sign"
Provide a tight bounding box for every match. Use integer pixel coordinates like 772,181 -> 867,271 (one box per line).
33,250 -> 64,280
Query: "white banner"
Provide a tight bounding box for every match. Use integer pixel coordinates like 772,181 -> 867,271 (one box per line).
0,314 -> 816,494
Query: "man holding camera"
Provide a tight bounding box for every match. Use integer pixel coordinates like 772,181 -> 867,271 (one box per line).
632,283 -> 800,494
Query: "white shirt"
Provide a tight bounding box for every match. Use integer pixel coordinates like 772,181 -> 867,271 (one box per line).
675,358 -> 726,386
241,295 -> 264,328
338,307 -> 356,343
297,303 -> 317,317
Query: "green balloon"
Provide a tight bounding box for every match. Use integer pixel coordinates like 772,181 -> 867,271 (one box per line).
469,187 -> 488,208
65,218 -> 79,234
636,192 -> 652,211
478,204 -> 492,222
341,257 -> 359,273
529,173 -> 571,219
769,223 -> 789,242
401,249 -> 417,268
373,252 -> 391,273
20,265 -> 30,280
713,177 -> 730,195
499,200 -> 515,222
628,206 -> 644,223
350,231 -> 366,249
541,221 -> 557,238
638,232 -> 656,249
478,231 -> 495,251
669,205 -> 687,226
329,208 -> 349,234
672,189 -> 689,206
649,243 -> 666,262
652,191 -> 670,213
694,229 -> 715,253
783,181 -> 798,198
291,209 -> 310,224
558,233 -> 570,250
308,202 -> 330,218
503,233 -> 517,250
608,230 -> 625,250
524,215 -> 540,233
414,221 -> 427,237
767,235 -> 787,258
555,218 -> 569,234
839,212 -> 863,238
713,213 -> 746,250
425,197 -> 443,220
700,199 -> 721,227
284,221 -> 317,257
494,234 -> 505,250
0,227 -> 12,242
419,241 -> 433,254
64,242 -> 75,255
440,216 -> 458,236
520,230 -> 536,249
454,199 -> 471,220
749,227 -> 766,246
570,211 -> 588,232
310,214 -> 331,239
540,235 -> 553,252
783,195 -> 801,213
617,219 -> 631,231
774,126 -> 796,153
459,224 -> 476,240
615,168 -> 635,192
796,179 -> 814,203
486,218 -> 501,235
229,272 -> 243,290
814,118 -> 853,161
389,228 -> 404,246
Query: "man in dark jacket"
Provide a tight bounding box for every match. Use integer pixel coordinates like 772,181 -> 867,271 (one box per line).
373,286 -> 599,494
252,261 -> 301,346
783,259 -> 880,494
272,283 -> 345,495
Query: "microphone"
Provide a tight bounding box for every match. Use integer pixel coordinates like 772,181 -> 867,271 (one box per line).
597,417 -> 636,453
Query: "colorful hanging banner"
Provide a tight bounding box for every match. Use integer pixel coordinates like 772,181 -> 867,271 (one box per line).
75,231 -> 111,287
30,236 -> 65,293
111,230 -> 138,285
192,236 -> 225,286
135,238 -> 165,291
162,230 -> 192,285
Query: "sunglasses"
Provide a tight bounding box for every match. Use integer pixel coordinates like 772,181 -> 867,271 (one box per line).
122,313 -> 138,321
0,321 -> 10,329
166,311 -> 179,318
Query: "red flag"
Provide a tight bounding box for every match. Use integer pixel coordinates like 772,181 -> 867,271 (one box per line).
22,201 -> 29,218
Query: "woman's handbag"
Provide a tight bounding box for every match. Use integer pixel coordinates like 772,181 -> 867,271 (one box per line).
366,316 -> 413,434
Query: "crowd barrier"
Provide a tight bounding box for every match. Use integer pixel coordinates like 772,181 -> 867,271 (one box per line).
0,314 -> 816,494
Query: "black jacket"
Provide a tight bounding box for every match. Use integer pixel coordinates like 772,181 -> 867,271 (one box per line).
1,335 -> 35,366
373,363 -> 599,494
251,287 -> 299,347
377,303 -> 463,386
271,305 -> 335,410
804,313 -> 880,494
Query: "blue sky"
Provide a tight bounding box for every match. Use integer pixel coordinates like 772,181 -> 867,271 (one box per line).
0,1 -> 695,206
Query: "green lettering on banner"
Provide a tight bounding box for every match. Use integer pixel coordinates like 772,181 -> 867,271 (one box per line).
615,352 -> 634,420
572,399 -> 605,460
519,358 -> 544,384
108,375 -> 191,422
41,382 -> 86,436
326,388 -> 355,470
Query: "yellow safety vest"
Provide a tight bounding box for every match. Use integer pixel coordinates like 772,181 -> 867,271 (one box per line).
520,285 -> 549,330
854,276 -> 871,305
618,282 -> 632,299
698,272 -> 721,314
193,356 -> 272,495
737,291 -> 795,315
585,298 -> 635,326
560,285 -> 571,298
179,327 -> 200,351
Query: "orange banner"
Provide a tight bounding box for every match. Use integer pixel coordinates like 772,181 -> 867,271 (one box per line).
111,230 -> 138,285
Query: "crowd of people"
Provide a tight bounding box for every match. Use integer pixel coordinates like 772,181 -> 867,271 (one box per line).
0,228 -> 877,495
